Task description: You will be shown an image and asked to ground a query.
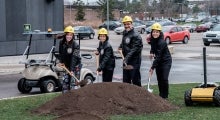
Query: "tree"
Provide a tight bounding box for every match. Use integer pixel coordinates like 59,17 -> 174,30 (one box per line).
126,0 -> 143,13
74,0 -> 85,21
96,0 -> 115,21
113,0 -> 126,10
192,4 -> 200,14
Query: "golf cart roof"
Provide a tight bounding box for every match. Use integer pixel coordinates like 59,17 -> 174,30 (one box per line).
23,31 -> 64,35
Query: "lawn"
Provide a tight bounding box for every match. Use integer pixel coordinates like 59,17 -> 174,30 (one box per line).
1,83 -> 220,120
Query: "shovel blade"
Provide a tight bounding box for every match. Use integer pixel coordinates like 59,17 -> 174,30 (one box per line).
123,65 -> 134,70
78,79 -> 88,87
147,77 -> 153,93
147,88 -> 153,93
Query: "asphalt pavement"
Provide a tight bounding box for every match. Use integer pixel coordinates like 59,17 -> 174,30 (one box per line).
0,46 -> 220,75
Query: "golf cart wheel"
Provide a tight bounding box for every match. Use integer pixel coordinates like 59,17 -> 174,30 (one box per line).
184,90 -> 193,106
17,78 -> 32,93
213,89 -> 220,106
40,79 -> 56,93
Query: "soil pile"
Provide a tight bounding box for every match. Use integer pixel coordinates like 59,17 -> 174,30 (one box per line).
33,82 -> 179,119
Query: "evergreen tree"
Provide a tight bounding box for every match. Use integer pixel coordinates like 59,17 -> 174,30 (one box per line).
97,0 -> 115,21
74,0 -> 85,21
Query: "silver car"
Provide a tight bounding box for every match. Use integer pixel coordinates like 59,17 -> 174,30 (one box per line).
203,24 -> 220,46
114,22 -> 146,35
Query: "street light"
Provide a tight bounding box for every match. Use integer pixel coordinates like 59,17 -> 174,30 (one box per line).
177,3 -> 183,18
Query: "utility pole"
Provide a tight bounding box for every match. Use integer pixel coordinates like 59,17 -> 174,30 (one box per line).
177,3 -> 183,18
107,0 -> 109,31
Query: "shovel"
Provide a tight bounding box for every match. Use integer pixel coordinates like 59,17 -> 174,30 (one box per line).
95,54 -> 100,83
147,72 -> 153,93
59,64 -> 88,87
147,57 -> 154,93
118,50 -> 134,70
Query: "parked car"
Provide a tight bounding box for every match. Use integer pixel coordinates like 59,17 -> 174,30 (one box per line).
133,20 -> 146,26
133,22 -> 146,34
182,23 -> 197,33
202,24 -> 220,46
145,21 -> 176,34
195,24 -> 210,33
185,18 -> 194,23
144,20 -> 155,28
114,21 -> 146,35
146,26 -> 190,44
114,26 -> 124,35
98,21 -> 122,30
74,26 -> 95,39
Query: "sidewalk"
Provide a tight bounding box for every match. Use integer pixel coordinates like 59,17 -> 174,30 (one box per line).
0,47 -> 220,75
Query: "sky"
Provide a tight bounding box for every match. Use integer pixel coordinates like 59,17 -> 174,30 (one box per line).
64,0 -> 134,5
64,0 -> 97,5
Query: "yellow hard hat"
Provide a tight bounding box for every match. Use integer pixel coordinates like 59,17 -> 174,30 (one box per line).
98,28 -> 108,35
64,26 -> 74,33
151,23 -> 162,31
122,16 -> 133,23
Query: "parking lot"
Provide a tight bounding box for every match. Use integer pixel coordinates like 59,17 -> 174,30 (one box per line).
0,30 -> 220,99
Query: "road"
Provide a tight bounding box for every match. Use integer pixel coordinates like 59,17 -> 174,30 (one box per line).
0,32 -> 220,99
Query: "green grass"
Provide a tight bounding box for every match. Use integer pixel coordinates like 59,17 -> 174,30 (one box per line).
0,93 -> 59,120
1,83 -> 220,120
177,21 -> 201,26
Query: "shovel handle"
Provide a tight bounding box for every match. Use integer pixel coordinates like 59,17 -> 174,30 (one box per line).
95,54 -> 99,69
118,50 -> 128,66
58,64 -> 80,83
118,50 -> 125,60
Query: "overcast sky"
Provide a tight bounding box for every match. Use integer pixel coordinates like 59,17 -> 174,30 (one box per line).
64,0 -> 97,4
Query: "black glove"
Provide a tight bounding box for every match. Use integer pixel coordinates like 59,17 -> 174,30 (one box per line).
97,67 -> 102,72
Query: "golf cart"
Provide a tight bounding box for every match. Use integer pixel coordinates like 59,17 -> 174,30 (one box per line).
18,30 -> 95,93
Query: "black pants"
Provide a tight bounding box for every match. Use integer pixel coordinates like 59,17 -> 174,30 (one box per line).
123,68 -> 141,87
156,64 -> 171,98
102,69 -> 114,82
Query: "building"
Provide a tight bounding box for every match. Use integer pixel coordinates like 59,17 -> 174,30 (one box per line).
0,0 -> 64,56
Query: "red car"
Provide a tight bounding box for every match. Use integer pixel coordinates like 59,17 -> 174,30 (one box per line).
195,24 -> 210,32
146,26 -> 190,44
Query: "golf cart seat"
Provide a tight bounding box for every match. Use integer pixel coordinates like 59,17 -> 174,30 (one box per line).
19,59 -> 53,67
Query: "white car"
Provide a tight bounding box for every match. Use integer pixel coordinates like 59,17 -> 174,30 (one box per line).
203,24 -> 220,46
114,22 -> 146,35
114,26 -> 124,35
182,23 -> 197,33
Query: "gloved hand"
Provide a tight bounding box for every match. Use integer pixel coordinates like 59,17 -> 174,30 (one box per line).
97,67 -> 102,72
123,58 -> 128,66
94,50 -> 99,55
70,71 -> 74,76
149,68 -> 154,76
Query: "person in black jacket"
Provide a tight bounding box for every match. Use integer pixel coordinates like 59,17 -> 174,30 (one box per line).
118,16 -> 143,87
149,23 -> 172,99
95,28 -> 115,82
58,26 -> 81,90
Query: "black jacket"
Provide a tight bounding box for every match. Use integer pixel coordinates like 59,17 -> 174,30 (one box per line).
59,39 -> 80,71
150,32 -> 172,69
119,28 -> 143,67
97,41 -> 115,71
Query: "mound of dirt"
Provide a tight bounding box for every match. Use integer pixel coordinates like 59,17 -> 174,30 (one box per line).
33,82 -> 179,119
